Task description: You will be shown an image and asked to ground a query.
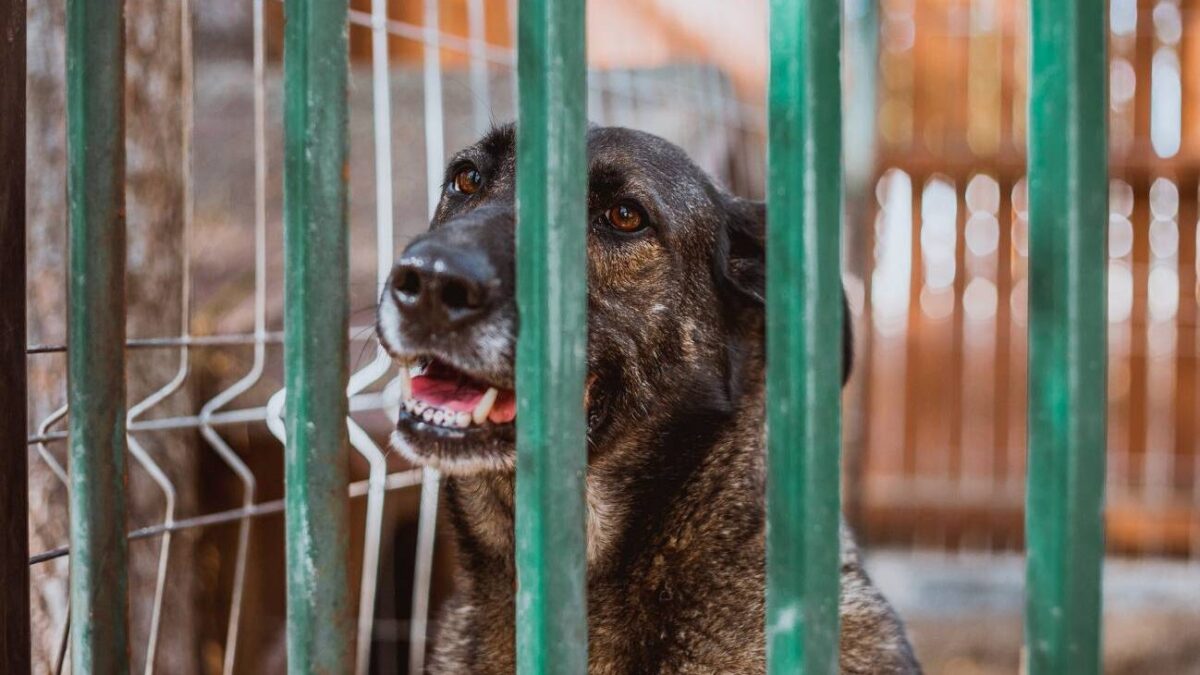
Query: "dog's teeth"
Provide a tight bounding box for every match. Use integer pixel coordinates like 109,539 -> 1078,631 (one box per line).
455,411 -> 471,428
433,410 -> 447,425
473,387 -> 499,425
421,408 -> 435,422
403,399 -> 415,413
414,401 -> 428,414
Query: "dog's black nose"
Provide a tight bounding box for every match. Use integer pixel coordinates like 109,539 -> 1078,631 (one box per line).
391,238 -> 493,328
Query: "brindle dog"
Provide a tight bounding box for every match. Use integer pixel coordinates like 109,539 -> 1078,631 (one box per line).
377,124 -> 921,674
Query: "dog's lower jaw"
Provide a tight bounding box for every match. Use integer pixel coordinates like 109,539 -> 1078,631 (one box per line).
389,430 -> 516,476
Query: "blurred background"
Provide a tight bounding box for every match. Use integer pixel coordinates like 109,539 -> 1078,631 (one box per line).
22,0 -> 1200,673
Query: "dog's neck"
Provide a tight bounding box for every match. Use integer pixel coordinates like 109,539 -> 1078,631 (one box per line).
442,373 -> 765,585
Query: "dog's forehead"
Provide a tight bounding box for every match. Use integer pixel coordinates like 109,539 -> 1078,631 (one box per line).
469,124 -> 708,185
586,127 -> 696,170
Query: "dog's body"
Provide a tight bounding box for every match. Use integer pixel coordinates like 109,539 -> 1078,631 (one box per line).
378,125 -> 920,673
430,379 -> 918,674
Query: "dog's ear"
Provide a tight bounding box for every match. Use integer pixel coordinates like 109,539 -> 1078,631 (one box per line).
717,198 -> 767,305
717,198 -> 854,385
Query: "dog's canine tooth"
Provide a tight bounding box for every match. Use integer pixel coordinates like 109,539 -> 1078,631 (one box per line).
455,411 -> 471,428
409,358 -> 429,377
473,387 -> 499,425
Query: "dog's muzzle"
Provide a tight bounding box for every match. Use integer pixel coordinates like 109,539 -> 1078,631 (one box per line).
377,209 -> 518,439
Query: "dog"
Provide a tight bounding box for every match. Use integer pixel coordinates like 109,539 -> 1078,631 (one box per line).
377,124 -> 921,674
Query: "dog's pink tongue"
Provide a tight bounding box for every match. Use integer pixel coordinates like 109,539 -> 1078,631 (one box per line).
488,390 -> 516,424
410,372 -> 517,422
411,374 -> 486,413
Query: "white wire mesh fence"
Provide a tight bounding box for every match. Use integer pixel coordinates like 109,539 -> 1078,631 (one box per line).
24,1 -> 757,673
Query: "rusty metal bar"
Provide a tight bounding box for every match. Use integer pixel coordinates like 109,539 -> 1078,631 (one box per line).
66,0 -> 131,671
282,0 -> 353,671
0,0 -> 31,670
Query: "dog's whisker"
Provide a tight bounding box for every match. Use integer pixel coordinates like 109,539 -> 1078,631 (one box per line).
351,337 -> 378,372
351,323 -> 379,342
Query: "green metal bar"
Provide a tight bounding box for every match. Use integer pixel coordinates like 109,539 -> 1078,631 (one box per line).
66,0 -> 131,671
1025,0 -> 1108,673
0,0 -> 31,670
283,0 -> 353,672
514,0 -> 589,672
765,0 -> 843,672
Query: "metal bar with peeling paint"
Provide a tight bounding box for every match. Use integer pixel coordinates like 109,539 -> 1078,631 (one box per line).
282,0 -> 354,671
66,0 -> 131,671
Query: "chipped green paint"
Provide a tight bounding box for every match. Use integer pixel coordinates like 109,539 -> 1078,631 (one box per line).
282,0 -> 353,672
765,0 -> 843,673
66,0 -> 131,671
513,0 -> 589,672
1025,0 -> 1107,673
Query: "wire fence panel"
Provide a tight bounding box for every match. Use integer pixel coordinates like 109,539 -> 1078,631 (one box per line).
282,0 -> 354,672
65,0 -> 131,672
1025,0 -> 1108,672
345,1 -> 398,673
121,7 -> 197,672
514,0 -> 590,672
765,0 -> 844,673
194,4 -> 267,673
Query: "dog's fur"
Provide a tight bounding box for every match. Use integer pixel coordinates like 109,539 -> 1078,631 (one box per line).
377,124 -> 921,673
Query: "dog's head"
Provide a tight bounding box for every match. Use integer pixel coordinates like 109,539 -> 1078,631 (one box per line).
378,124 -> 850,474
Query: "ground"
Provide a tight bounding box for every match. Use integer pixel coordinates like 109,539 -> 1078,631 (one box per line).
869,552 -> 1200,674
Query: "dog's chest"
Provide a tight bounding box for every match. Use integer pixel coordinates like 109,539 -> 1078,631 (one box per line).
586,586 -> 765,673
429,565 -> 764,675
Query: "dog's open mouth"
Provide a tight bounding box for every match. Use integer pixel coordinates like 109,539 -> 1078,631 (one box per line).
398,357 -> 516,430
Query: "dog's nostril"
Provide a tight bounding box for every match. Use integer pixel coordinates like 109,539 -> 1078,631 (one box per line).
440,278 -> 480,311
395,269 -> 421,299
391,245 -> 489,322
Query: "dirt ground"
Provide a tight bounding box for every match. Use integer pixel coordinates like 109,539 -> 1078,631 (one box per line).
867,552 -> 1200,674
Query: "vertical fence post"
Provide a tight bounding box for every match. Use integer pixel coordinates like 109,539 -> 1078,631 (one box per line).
514,0 -> 589,672
66,0 -> 131,671
766,0 -> 844,673
1025,0 -> 1108,672
0,0 -> 31,671
282,0 -> 353,672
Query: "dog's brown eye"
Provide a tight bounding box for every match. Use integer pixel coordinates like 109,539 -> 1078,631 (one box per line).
606,203 -> 644,233
452,167 -> 482,195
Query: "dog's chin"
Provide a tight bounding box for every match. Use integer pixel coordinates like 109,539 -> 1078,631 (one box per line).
391,412 -> 516,476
